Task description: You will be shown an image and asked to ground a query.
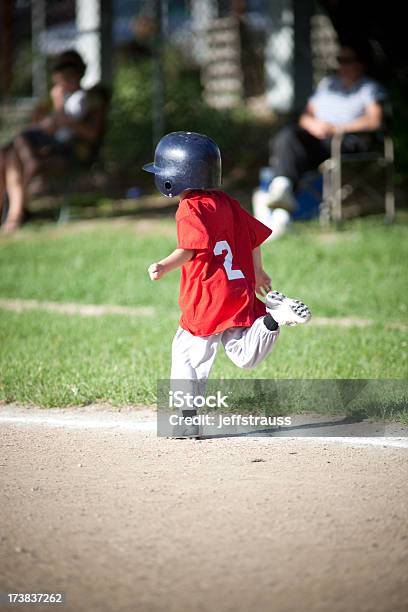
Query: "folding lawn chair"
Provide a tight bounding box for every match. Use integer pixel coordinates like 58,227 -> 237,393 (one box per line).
319,109 -> 395,227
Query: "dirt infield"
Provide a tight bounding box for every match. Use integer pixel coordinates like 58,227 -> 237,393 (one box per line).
1,407 -> 407,612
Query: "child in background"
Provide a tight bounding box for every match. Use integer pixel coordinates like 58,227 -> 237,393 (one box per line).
0,50 -> 102,233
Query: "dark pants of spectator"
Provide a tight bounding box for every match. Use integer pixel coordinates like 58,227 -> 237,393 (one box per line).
270,125 -> 373,190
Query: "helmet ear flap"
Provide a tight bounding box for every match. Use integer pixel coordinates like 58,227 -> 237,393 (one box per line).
163,179 -> 173,197
155,175 -> 174,197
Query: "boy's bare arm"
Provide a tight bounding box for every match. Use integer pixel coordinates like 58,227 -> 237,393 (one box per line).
148,248 -> 195,280
253,246 -> 272,296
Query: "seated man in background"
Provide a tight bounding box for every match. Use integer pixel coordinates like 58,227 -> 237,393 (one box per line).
255,42 -> 387,232
0,50 -> 107,233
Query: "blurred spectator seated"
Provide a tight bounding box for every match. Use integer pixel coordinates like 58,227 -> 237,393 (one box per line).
0,50 -> 110,233
253,42 -> 393,237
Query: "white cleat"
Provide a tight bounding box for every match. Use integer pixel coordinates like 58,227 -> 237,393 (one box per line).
265,290 -> 311,327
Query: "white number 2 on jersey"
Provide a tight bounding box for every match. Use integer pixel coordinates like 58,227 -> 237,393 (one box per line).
213,240 -> 245,280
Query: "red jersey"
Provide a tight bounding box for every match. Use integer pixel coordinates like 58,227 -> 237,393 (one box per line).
176,190 -> 272,336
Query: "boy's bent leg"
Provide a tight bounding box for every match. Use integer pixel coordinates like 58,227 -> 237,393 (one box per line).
222,317 -> 279,370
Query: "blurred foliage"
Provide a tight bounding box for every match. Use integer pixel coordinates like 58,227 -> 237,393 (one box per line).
105,59 -> 154,177
105,50 -> 275,189
9,42 -> 33,98
105,51 -> 408,191
3,42 -> 406,192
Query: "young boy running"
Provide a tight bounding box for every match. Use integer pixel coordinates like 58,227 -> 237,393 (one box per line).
144,132 -> 311,432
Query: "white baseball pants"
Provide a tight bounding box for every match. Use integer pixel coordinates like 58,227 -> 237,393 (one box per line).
171,316 -> 280,381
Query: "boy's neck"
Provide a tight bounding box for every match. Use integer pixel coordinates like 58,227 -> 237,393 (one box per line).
179,188 -> 217,201
179,189 -> 193,201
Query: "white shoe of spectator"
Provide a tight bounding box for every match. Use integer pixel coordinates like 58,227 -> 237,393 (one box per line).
252,189 -> 291,240
268,208 -> 291,240
267,176 -> 297,211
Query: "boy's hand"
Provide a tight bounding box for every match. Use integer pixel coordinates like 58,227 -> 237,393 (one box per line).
148,262 -> 165,280
148,249 -> 194,281
255,269 -> 272,296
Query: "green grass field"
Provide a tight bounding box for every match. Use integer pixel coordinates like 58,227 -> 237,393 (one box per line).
0,213 -> 407,409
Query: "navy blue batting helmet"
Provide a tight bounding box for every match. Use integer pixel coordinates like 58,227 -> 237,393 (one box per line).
143,131 -> 222,197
